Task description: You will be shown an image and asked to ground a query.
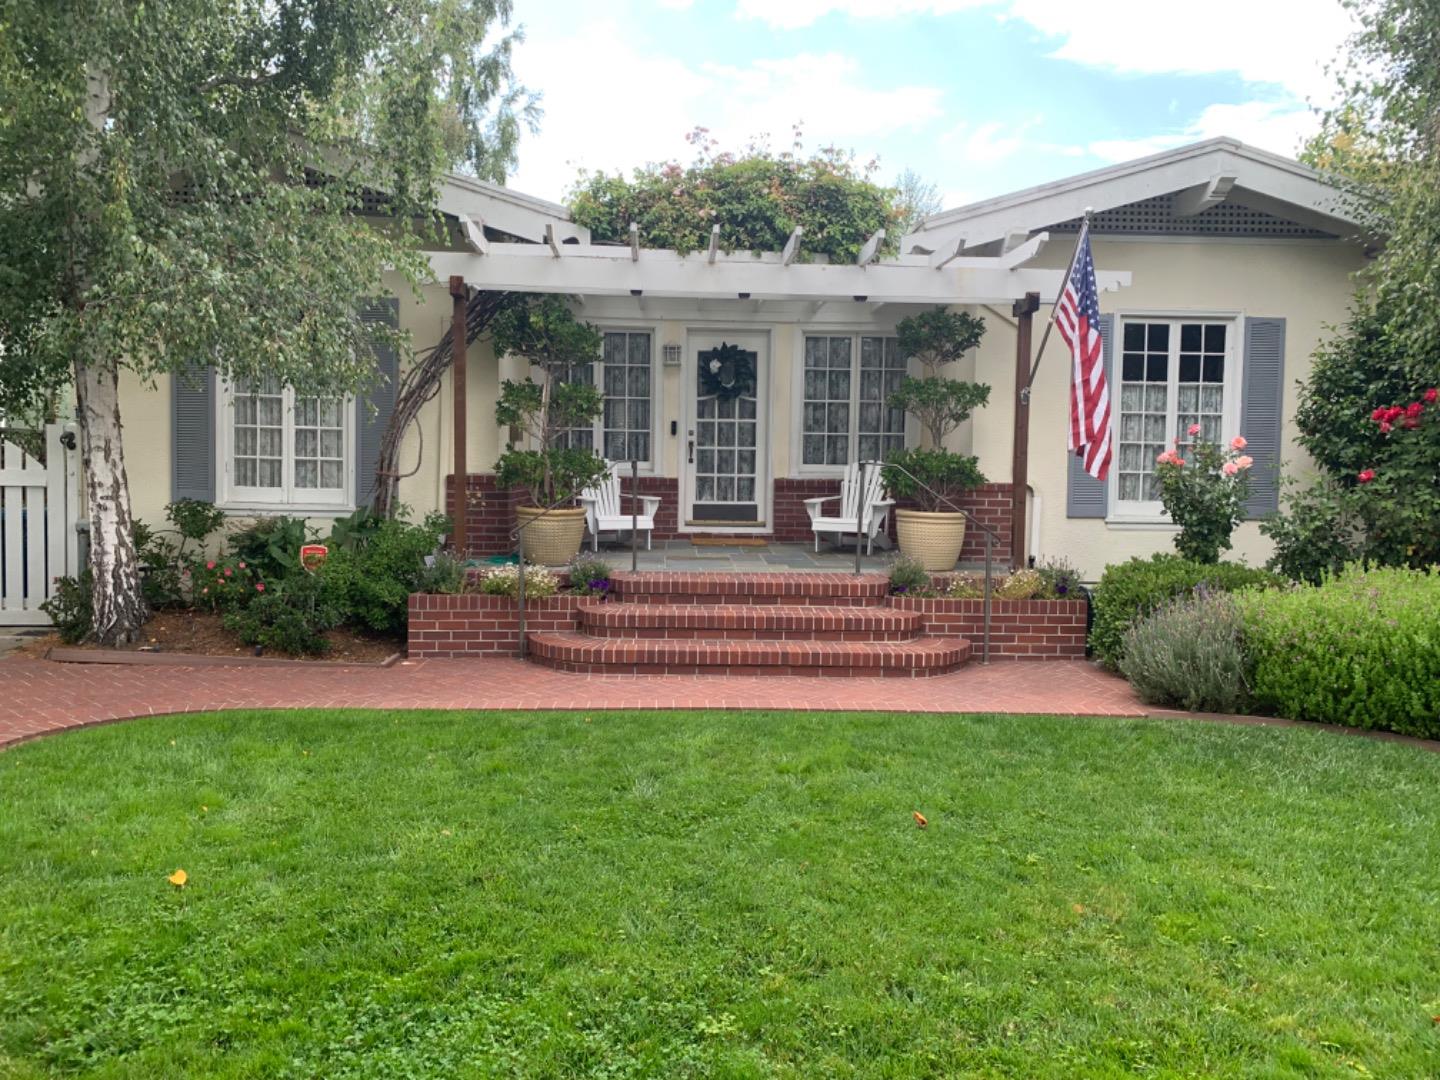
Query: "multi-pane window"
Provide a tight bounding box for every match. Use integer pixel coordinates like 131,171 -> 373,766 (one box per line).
227,378 -> 349,506
801,334 -> 908,467
1115,319 -> 1231,507
550,331 -> 653,464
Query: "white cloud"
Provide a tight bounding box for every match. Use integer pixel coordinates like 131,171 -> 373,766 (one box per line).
508,23 -> 943,200
1087,100 -> 1319,164
736,0 -> 1354,102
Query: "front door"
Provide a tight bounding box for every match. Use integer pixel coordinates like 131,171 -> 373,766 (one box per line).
683,331 -> 768,529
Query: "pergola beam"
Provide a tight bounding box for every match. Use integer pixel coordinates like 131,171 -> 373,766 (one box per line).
629,221 -> 640,262
781,226 -> 804,266
997,231 -> 1049,270
544,223 -> 561,257
929,235 -> 969,269
856,229 -> 885,267
457,213 -> 488,255
707,223 -> 721,264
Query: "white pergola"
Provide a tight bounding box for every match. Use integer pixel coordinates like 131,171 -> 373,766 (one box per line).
428,223 -> 1130,306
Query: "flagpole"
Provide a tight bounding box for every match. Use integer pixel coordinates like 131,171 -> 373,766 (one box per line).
1019,208 -> 1092,404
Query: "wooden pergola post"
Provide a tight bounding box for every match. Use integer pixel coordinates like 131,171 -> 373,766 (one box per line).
1010,291 -> 1041,570
449,275 -> 468,557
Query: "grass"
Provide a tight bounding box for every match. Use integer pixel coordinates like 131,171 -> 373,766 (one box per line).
2,710 -> 1439,1078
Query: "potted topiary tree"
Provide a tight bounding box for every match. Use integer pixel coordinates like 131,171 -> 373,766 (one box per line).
492,296 -> 610,564
883,307 -> 991,570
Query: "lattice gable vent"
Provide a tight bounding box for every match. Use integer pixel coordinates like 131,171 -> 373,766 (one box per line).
1046,193 -> 1335,238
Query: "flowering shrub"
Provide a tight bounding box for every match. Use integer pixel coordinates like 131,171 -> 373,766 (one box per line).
1119,589 -> 1251,714
888,555 -> 936,597
945,573 -> 983,599
1154,431 -> 1253,564
566,555 -> 614,598
476,563 -> 559,598
1239,565 -> 1440,738
188,557 -> 261,614
1034,556 -> 1083,600
993,568 -> 1044,600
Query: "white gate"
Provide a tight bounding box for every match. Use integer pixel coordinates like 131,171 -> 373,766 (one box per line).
0,424 -> 80,626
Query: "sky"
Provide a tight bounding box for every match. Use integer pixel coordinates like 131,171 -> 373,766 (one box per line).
502,0 -> 1357,213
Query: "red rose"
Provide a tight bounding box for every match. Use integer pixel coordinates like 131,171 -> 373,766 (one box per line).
1358,469 -> 1375,483
1403,416 -> 1420,429
1387,405 -> 1405,422
1406,401 -> 1424,419
1371,406 -> 1386,422
1426,388 -> 1438,404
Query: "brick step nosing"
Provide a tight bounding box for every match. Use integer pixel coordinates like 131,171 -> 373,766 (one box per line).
578,602 -> 922,641
525,632 -> 971,675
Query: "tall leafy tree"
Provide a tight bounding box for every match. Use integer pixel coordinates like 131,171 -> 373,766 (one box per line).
0,0 -> 536,644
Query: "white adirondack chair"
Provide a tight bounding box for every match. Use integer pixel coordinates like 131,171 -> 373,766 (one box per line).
805,461 -> 894,554
579,461 -> 663,551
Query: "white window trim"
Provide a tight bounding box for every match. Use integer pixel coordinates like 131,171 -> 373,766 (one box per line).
215,380 -> 356,514
791,326 -> 921,477
529,324 -> 660,475
1106,312 -> 1243,525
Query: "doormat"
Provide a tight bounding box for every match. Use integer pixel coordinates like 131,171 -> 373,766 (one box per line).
691,537 -> 768,548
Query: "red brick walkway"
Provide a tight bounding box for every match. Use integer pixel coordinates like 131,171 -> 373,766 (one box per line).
0,654 -> 1144,748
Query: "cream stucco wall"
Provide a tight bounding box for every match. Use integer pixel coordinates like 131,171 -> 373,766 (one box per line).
968,237 -> 1366,578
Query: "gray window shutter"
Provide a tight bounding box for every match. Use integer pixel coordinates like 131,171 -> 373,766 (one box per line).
1241,317 -> 1285,518
172,364 -> 216,501
1066,312 -> 1113,518
356,297 -> 400,508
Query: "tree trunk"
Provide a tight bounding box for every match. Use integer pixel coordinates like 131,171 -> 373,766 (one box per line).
73,351 -> 147,645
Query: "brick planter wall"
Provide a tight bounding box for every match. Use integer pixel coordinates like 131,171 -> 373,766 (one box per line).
445,474 -> 519,557
888,597 -> 1086,661
408,593 -> 583,657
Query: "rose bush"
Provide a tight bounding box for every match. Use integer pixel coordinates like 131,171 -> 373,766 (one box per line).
1153,432 -> 1253,564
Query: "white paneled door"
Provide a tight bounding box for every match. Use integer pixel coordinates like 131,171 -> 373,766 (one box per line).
683,331 -> 768,530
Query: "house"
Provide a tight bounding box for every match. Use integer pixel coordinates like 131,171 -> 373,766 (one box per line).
125,137 -> 1364,581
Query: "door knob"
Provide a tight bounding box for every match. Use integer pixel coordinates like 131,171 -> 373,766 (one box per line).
687,439 -> 695,464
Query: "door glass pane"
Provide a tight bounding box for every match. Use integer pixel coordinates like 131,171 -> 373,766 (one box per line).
694,344 -> 760,514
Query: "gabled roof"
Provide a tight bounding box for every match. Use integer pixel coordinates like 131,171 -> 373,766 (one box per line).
904,137 -> 1362,254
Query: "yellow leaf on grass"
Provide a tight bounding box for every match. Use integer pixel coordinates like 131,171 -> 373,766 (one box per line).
168,869 -> 188,887
912,811 -> 928,829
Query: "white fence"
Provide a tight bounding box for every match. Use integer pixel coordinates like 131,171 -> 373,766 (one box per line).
0,424 -> 80,626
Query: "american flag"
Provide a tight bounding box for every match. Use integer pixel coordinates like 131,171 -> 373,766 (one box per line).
1054,224 -> 1111,481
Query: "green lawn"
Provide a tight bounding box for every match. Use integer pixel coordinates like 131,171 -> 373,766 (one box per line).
2,711 -> 1439,1078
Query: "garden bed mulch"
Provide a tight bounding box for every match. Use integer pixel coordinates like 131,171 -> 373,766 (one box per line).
25,610 -> 402,667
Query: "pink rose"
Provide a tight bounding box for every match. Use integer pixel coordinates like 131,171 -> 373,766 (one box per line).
1221,462 -> 1239,477
255,582 -> 265,592
223,567 -> 233,577
1187,423 -> 1202,437
1230,435 -> 1247,450
1173,457 -> 1185,467
201,587 -> 209,595
1380,421 -> 1393,434
1235,455 -> 1253,469
1156,450 -> 1173,465
238,561 -> 246,570
206,561 -> 216,570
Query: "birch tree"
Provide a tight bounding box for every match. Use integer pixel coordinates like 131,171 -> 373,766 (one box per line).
0,0 -> 535,644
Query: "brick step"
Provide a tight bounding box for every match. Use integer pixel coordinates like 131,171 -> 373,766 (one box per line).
609,571 -> 890,606
525,632 -> 971,677
578,602 -> 921,641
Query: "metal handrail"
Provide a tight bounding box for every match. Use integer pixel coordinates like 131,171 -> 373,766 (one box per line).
506,459 -> 642,659
861,458 -> 999,665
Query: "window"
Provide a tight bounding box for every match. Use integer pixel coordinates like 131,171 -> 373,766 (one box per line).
1114,318 -> 1233,513
222,377 -> 352,509
552,331 -> 653,464
801,334 -> 908,467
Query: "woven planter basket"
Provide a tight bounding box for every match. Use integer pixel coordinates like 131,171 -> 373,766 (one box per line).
515,505 -> 587,566
894,509 -> 967,572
